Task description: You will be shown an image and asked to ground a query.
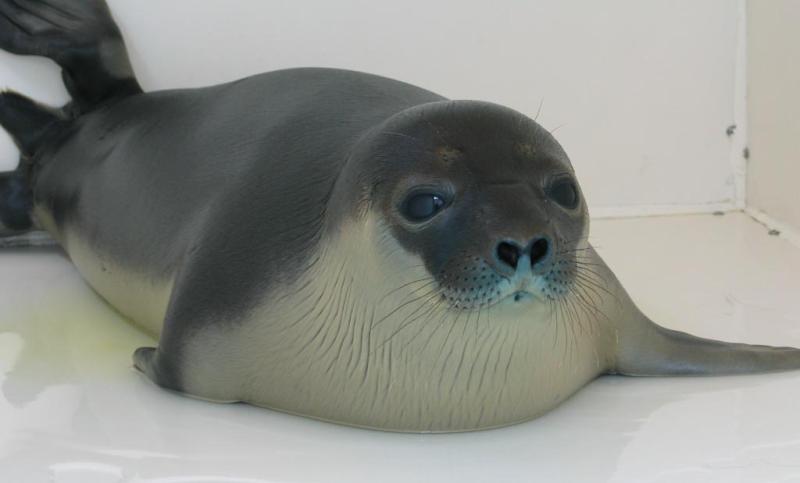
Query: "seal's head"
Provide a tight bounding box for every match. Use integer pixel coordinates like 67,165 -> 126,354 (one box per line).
345,100 -> 589,311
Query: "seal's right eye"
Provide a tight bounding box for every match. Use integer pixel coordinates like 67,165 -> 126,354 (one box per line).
401,193 -> 446,222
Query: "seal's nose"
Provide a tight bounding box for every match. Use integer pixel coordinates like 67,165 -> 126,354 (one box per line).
528,237 -> 550,268
496,237 -> 550,271
496,241 -> 522,269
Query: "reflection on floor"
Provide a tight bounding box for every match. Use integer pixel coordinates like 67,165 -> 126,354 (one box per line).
1,212 -> 799,483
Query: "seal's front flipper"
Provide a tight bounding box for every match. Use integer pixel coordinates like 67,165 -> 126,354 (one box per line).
0,0 -> 141,111
132,346 -> 179,390
615,317 -> 800,376
133,346 -> 240,404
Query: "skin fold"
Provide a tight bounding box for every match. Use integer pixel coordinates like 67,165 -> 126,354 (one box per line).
1,0 -> 799,432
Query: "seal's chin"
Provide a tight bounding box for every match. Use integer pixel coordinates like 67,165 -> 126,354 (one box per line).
483,288 -> 554,319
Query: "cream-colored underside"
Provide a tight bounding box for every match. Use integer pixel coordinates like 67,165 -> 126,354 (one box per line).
42,203 -> 613,431
66,242 -> 173,339
181,215 -> 614,432
37,204 -> 174,339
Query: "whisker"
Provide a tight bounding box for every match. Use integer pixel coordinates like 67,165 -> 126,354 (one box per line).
375,292 -> 444,352
370,286 -> 442,330
379,277 -> 436,303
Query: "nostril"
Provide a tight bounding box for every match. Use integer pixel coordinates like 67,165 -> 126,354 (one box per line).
496,241 -> 521,269
530,238 -> 550,267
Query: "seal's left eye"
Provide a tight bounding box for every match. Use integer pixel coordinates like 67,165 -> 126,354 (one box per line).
401,193 -> 446,222
548,178 -> 580,209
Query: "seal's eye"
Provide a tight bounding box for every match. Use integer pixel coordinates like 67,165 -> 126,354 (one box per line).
401,193 -> 446,222
548,178 -> 580,209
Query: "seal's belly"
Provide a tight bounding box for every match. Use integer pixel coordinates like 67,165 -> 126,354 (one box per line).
225,298 -> 605,431
177,264 -> 609,431
172,218 -> 611,431
61,229 -> 174,338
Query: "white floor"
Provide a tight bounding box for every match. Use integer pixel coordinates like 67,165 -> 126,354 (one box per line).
1,212 -> 800,483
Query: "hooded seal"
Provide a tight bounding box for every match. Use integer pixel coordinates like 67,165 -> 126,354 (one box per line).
2,0 -> 800,432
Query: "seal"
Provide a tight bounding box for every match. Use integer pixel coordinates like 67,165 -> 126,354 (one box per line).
2,0 -> 800,432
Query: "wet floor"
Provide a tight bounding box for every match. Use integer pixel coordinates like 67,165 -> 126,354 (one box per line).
1,212 -> 799,482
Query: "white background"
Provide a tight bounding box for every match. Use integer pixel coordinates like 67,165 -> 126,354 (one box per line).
0,0 -> 746,216
747,0 -> 800,233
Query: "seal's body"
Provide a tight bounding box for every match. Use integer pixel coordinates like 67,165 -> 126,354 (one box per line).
2,0 -> 800,432
34,67 -> 445,338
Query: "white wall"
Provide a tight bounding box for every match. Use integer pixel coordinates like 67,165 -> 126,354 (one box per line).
0,0 -> 743,216
746,0 -> 800,233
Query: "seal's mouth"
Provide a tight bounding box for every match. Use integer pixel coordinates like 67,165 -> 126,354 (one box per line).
491,289 -> 540,307
434,248 -> 578,310
510,290 -> 536,303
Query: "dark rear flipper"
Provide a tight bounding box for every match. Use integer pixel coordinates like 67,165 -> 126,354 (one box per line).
0,1 -> 141,247
0,169 -> 55,247
0,90 -> 62,156
0,0 -> 142,112
0,91 -> 62,246
0,170 -> 32,230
